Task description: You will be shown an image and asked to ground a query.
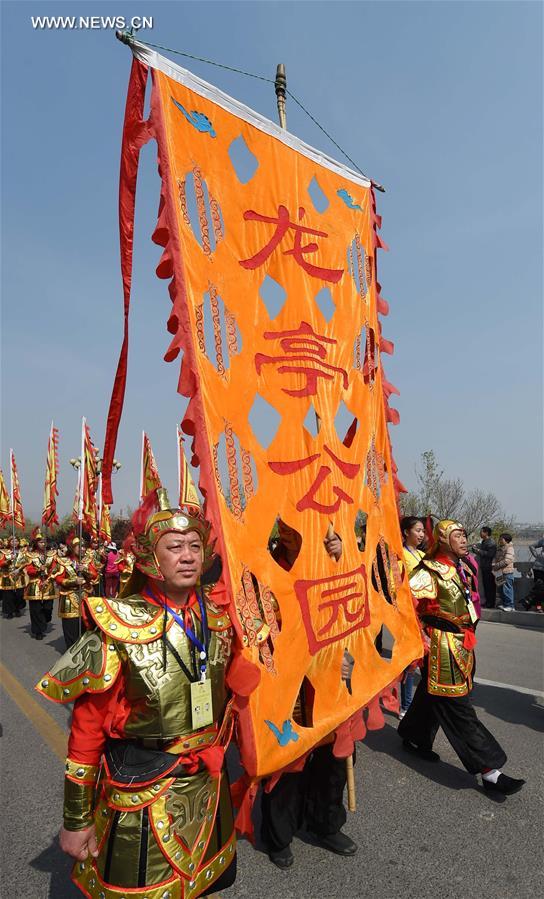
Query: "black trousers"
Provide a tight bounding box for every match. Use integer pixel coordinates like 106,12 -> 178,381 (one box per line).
29,600 -> 54,636
261,743 -> 347,851
398,677 -> 507,775
1,589 -> 16,616
2,588 -> 25,615
62,617 -> 83,649
481,567 -> 496,608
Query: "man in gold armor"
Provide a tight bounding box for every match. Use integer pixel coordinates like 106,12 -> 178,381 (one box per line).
36,485 -> 236,899
117,544 -> 135,593
55,534 -> 98,650
0,537 -> 19,619
398,519 -> 525,796
23,527 -> 58,640
85,536 -> 105,596
4,535 -> 28,616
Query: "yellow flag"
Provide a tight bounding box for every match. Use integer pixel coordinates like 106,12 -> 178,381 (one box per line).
42,423 -> 59,527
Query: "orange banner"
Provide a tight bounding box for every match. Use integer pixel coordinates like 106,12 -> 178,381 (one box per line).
0,468 -> 10,525
140,431 -> 162,500
108,48 -> 422,777
10,450 -> 25,531
74,419 -> 99,537
42,423 -> 60,527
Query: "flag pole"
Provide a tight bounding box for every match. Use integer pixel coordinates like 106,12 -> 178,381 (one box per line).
9,449 -> 16,566
275,63 -> 287,130
140,430 -> 145,501
77,418 -> 85,637
176,425 -> 181,506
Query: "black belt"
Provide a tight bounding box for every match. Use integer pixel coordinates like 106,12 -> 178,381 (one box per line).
421,616 -> 464,634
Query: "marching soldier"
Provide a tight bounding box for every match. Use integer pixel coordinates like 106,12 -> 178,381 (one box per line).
399,519 -> 525,796
55,533 -> 98,649
117,544 -> 135,594
0,537 -> 18,619
23,527 -> 57,640
11,536 -> 28,614
84,537 -> 105,597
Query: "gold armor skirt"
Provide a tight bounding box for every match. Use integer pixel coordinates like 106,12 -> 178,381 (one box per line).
74,764 -> 235,899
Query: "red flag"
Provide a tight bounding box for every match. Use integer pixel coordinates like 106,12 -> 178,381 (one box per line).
140,431 -> 162,500
0,469 -> 10,526
10,449 -> 25,531
42,422 -> 60,527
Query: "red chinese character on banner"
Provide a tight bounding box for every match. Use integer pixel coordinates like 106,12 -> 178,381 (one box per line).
269,444 -> 360,515
255,321 -> 348,398
295,564 -> 369,654
239,205 -> 344,283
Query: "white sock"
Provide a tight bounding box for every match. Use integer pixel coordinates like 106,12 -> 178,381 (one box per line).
482,768 -> 501,784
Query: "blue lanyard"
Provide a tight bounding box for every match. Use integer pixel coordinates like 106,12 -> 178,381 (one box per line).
404,544 -> 421,560
456,562 -> 473,606
146,587 -> 209,680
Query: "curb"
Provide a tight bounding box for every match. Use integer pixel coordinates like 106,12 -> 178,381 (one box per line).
480,608 -> 544,630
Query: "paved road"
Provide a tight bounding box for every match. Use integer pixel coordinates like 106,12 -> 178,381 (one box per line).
1,612 -> 543,899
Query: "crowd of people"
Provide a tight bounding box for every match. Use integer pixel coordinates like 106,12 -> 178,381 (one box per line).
0,531 -> 135,647
1,505 -> 536,898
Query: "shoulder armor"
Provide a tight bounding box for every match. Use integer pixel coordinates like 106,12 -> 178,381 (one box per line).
205,599 -> 232,632
84,594 -> 174,644
409,565 -> 438,600
421,558 -> 456,580
35,628 -> 121,704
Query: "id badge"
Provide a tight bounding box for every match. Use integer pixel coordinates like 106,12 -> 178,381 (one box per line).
467,599 -> 478,624
190,679 -> 213,729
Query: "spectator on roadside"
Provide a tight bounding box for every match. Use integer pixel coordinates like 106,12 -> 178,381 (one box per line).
472,526 -> 497,608
104,542 -> 120,597
399,516 -> 426,719
492,533 -> 516,611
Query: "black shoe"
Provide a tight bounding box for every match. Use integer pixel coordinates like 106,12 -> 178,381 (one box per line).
483,774 -> 525,796
309,831 -> 358,856
268,846 -> 294,869
14,610 -> 22,617
35,633 -> 44,640
402,740 -> 440,762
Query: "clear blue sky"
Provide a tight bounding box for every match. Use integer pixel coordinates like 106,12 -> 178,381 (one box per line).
1,1 -> 542,523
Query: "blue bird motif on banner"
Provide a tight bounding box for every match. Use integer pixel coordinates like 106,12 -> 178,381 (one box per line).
171,97 -> 217,137
337,188 -> 362,211
265,719 -> 299,746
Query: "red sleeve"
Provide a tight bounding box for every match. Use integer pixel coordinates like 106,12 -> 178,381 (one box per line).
55,570 -> 68,585
0,555 -> 9,570
67,689 -> 118,765
26,563 -> 40,576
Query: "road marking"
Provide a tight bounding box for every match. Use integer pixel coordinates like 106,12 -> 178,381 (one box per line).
474,676 -> 544,699
0,662 -> 67,761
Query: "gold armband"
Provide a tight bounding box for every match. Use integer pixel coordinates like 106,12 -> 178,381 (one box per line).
63,759 -> 99,832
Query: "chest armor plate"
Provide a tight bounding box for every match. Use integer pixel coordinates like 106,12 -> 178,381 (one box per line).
118,617 -> 232,740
